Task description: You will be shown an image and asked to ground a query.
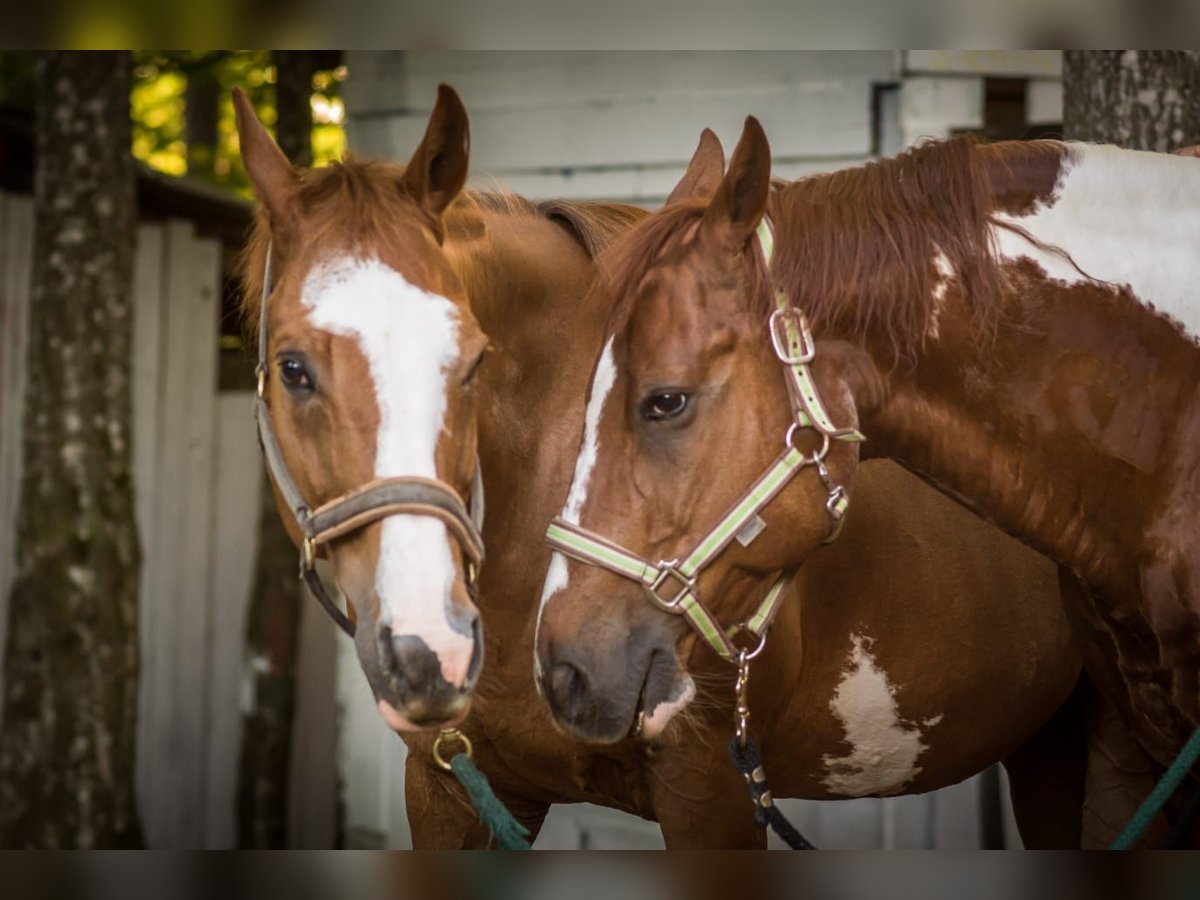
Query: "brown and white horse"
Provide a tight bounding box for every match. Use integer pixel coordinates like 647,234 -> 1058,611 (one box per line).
536,116 -> 1200,845
237,88 -> 1081,847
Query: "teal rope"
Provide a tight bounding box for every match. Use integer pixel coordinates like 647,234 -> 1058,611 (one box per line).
1111,725 -> 1200,849
448,753 -> 532,850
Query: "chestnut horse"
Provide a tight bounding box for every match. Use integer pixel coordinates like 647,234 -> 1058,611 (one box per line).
237,88 -> 1080,847
538,115 -> 1200,846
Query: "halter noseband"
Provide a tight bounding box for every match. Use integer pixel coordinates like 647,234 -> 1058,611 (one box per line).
544,220 -> 863,662
253,246 -> 485,637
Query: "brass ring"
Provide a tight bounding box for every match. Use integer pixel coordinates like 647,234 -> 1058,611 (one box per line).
432,728 -> 473,772
302,537 -> 316,571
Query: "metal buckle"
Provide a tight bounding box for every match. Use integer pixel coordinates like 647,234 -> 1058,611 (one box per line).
255,364 -> 266,400
643,561 -> 695,612
769,308 -> 816,365
302,536 -> 316,572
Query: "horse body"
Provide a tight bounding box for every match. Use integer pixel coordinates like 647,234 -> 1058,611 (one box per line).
529,124 -> 1084,846
777,139 -> 1200,771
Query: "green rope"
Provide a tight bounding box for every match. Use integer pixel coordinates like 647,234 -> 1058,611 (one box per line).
448,753 -> 532,850
1111,724 -> 1200,849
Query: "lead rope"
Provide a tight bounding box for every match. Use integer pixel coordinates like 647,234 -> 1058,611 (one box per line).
1110,725 -> 1200,849
433,729 -> 531,850
727,648 -> 816,849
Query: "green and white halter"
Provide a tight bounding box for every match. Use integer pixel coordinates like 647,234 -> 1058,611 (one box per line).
545,220 -> 864,663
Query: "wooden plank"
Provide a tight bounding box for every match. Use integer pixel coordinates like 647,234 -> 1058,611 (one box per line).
372,80 -> 874,172
904,50 -> 1062,78
203,391 -> 263,848
137,221 -> 219,847
181,234 -> 221,844
348,51 -> 900,114
0,193 -> 33,725
132,222 -> 167,837
287,576 -> 340,849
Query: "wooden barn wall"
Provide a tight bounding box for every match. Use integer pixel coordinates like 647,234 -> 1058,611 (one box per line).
345,51 -> 1061,207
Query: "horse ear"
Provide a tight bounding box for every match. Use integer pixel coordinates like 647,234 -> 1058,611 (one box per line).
402,84 -> 471,222
233,87 -> 299,236
666,128 -> 725,206
702,116 -> 771,250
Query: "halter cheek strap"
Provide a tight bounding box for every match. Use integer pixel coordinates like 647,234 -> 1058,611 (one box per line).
253,245 -> 485,637
544,218 -> 863,662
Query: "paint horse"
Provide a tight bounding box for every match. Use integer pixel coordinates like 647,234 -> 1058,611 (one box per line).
237,87 -> 1080,847
537,115 -> 1200,846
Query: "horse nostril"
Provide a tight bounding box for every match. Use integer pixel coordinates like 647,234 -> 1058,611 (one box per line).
549,660 -> 589,714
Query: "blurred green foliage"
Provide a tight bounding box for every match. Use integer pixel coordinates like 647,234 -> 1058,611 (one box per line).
132,51 -> 346,198
0,51 -> 345,200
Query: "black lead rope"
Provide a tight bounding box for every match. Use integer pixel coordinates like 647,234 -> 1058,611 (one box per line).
729,735 -> 816,849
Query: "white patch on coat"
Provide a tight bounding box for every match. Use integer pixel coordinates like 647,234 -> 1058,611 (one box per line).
304,255 -> 474,687
821,633 -> 929,797
992,143 -> 1200,339
534,338 -> 618,678
928,249 -> 953,339
641,677 -> 696,740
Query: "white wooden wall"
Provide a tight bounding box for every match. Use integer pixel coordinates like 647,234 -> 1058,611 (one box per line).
346,51 -> 1062,207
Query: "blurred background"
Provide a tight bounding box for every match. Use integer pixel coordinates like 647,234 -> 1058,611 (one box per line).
0,50 -> 1196,850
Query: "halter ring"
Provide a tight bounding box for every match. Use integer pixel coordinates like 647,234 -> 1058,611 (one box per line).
432,728 -> 473,772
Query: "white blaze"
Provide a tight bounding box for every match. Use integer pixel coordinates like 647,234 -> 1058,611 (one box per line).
304,255 -> 474,686
993,143 -> 1200,339
534,337 -> 618,676
822,633 -> 930,797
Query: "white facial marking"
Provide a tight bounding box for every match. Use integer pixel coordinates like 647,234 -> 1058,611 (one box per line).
534,338 -> 618,678
304,255 -> 474,687
993,143 -> 1200,339
821,633 -> 929,797
641,677 -> 696,740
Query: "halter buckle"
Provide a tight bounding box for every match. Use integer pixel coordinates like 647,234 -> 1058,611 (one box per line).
302,536 -> 316,572
769,308 -> 816,366
255,364 -> 266,400
643,561 -> 695,612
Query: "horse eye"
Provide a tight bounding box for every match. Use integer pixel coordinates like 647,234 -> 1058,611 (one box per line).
640,391 -> 690,421
279,358 -> 314,394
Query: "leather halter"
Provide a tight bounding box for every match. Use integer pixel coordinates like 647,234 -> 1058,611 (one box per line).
253,247 -> 485,637
545,220 -> 863,662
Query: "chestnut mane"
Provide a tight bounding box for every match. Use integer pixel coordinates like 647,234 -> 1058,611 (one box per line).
771,136 -> 1066,359
237,156 -> 644,339
599,136 -> 1068,360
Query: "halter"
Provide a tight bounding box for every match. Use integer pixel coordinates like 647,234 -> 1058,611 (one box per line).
253,246 -> 485,637
544,219 -> 863,662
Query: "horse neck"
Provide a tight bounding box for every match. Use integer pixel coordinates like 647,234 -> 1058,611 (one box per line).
448,210 -> 610,630
860,142 -> 1200,598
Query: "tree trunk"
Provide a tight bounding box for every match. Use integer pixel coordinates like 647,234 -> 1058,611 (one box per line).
0,51 -> 141,848
1063,51 -> 1200,150
235,50 -> 319,849
185,63 -> 220,180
